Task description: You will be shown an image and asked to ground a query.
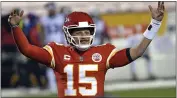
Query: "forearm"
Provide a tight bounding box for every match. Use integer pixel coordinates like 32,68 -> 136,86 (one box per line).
12,27 -> 51,65
130,19 -> 161,60
12,27 -> 30,52
130,37 -> 152,60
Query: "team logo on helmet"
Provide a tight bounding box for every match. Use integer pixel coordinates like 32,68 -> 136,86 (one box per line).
92,53 -> 102,62
65,17 -> 70,22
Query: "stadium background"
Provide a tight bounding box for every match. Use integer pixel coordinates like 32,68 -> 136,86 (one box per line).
1,2 -> 176,97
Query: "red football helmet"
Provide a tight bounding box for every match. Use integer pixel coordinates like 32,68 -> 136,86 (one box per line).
63,12 -> 96,51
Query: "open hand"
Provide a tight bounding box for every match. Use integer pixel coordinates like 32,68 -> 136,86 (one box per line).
8,9 -> 24,26
148,1 -> 165,21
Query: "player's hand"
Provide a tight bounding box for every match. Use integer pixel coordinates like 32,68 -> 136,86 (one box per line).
8,9 -> 24,27
148,1 -> 165,21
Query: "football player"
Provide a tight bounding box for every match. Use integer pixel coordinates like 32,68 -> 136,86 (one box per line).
8,2 -> 164,98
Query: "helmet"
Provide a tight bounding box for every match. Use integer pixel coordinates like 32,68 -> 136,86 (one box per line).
63,12 -> 96,51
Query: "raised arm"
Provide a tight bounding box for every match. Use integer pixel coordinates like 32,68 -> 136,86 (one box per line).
108,2 -> 165,69
130,1 -> 165,60
8,10 -> 52,66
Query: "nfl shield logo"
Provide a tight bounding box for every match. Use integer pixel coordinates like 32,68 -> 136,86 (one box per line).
92,53 -> 102,62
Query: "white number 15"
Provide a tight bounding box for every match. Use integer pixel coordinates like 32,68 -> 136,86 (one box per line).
64,64 -> 98,96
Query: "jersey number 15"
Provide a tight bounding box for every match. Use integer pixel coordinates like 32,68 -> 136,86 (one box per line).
64,64 -> 98,96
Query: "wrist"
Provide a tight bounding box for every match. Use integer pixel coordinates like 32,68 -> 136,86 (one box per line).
143,18 -> 162,39
151,18 -> 161,25
8,20 -> 19,28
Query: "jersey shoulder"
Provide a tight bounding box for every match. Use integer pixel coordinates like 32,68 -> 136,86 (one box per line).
44,42 -> 66,50
93,43 -> 115,50
43,42 -> 67,54
92,43 -> 116,57
43,42 -> 68,68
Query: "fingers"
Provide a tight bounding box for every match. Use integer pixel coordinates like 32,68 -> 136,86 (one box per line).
158,1 -> 160,8
160,1 -> 165,13
10,9 -> 21,16
158,1 -> 165,10
157,1 -> 165,15
10,10 -> 16,16
157,12 -> 164,18
9,11 -> 14,23
162,1 -> 165,11
160,1 -> 164,10
148,5 -> 153,12
10,11 -> 14,16
20,10 -> 24,17
8,15 -> 12,22
157,2 -> 164,18
13,9 -> 17,16
8,9 -> 24,23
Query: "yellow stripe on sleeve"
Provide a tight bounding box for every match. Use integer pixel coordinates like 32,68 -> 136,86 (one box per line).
43,45 -> 55,69
106,48 -> 119,69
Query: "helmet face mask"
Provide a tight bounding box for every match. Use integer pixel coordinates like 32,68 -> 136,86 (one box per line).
63,12 -> 96,51
63,26 -> 95,51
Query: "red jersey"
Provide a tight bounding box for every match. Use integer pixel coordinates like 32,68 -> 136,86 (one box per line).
43,42 -> 132,98
12,27 -> 132,98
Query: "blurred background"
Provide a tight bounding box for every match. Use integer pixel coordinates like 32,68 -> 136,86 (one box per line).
1,1 -> 176,97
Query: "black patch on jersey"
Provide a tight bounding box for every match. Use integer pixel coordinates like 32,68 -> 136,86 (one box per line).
126,48 -> 133,62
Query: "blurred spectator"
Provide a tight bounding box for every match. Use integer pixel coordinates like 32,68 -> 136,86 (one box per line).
126,24 -> 155,81
90,9 -> 110,45
40,2 -> 66,45
40,2 -> 66,93
20,13 -> 47,89
59,6 -> 72,17
23,13 -> 42,46
1,8 -> 20,88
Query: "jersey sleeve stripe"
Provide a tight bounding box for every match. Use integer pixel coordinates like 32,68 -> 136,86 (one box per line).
43,45 -> 55,68
106,48 -> 119,69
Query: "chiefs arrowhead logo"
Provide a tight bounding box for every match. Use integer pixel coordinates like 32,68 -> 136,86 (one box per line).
65,17 -> 70,22
92,53 -> 102,62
